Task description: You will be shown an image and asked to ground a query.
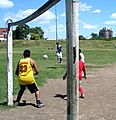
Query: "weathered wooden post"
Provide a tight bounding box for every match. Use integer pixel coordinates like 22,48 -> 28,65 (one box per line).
65,0 -> 79,119
6,20 -> 13,106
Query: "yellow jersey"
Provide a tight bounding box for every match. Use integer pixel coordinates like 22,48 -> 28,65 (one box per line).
18,58 -> 35,85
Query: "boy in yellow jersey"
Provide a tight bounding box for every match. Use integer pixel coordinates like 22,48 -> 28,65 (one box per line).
15,49 -> 44,108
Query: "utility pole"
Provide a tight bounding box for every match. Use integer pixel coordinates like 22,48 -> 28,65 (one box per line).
55,5 -> 58,43
65,0 -> 79,120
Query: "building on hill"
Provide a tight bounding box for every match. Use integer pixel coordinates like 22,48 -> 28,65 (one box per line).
99,27 -> 113,38
0,28 -> 7,41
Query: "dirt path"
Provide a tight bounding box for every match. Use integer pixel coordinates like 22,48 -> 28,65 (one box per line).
0,64 -> 116,120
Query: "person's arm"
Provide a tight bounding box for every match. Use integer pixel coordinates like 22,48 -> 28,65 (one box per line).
63,72 -> 67,80
15,62 -> 19,76
31,59 -> 39,75
83,64 -> 87,79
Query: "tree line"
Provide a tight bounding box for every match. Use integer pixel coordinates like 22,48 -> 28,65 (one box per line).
13,23 -> 44,40
79,32 -> 116,40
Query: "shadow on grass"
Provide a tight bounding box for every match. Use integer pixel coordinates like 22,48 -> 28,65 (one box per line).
47,65 -> 66,69
0,101 -> 7,105
47,66 -> 58,69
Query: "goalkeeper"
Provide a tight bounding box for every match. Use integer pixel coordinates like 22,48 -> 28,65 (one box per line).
15,49 -> 44,108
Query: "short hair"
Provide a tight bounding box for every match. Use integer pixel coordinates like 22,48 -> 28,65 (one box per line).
56,42 -> 59,45
79,49 -> 81,54
23,49 -> 30,57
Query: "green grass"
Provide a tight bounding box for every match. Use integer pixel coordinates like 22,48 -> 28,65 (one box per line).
0,40 -> 67,106
0,40 -> 116,107
84,49 -> 116,65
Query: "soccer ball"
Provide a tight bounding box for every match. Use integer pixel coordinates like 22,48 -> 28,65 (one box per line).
43,55 -> 48,59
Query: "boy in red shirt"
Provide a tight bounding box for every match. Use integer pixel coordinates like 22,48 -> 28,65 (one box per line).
79,54 -> 87,98
63,54 -> 87,99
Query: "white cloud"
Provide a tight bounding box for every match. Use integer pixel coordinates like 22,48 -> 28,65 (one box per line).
79,2 -> 92,12
44,23 -> 66,40
37,10 -> 56,24
4,9 -> 55,25
4,9 -> 36,22
79,19 -> 85,24
44,24 -> 65,35
39,10 -> 55,20
16,9 -> 36,19
105,20 -> 116,25
39,21 -> 50,24
110,13 -> 116,19
3,13 -> 17,22
91,9 -> 101,13
60,13 -> 66,17
83,24 -> 98,29
0,0 -> 14,8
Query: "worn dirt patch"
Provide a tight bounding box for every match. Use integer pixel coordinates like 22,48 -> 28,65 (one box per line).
0,64 -> 116,120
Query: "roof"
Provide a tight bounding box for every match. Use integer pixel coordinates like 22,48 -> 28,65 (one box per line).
0,28 -> 7,38
0,28 -> 7,34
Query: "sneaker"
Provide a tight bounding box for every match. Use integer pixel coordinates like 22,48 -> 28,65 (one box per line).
14,101 -> 19,106
36,100 -> 44,108
37,102 -> 44,108
79,95 -> 84,99
64,96 -> 67,100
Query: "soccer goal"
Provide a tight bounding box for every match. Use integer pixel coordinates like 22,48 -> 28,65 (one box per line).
6,0 -> 60,106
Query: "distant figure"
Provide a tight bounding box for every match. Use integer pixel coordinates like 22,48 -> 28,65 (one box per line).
63,48 -> 85,80
79,54 -> 87,98
63,55 -> 87,100
56,42 -> 62,63
79,48 -> 85,63
79,48 -> 85,77
15,49 -> 44,108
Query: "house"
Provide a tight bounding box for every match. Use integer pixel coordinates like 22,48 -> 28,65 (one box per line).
99,27 -> 113,38
0,28 -> 7,41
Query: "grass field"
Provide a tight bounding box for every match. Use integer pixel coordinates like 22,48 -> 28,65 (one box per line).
0,40 -> 116,104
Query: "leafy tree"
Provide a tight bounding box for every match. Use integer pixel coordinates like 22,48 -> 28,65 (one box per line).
30,27 -> 44,40
31,33 -> 40,40
91,32 -> 98,39
13,24 -> 44,40
13,23 -> 30,40
79,35 -> 86,40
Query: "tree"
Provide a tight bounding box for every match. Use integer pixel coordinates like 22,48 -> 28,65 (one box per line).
13,24 -> 44,40
30,27 -> 44,40
91,32 -> 98,39
13,23 -> 30,40
31,33 -> 40,40
79,35 -> 86,40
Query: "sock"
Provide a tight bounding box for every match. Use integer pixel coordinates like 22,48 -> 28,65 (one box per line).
36,100 -> 40,104
79,86 -> 84,95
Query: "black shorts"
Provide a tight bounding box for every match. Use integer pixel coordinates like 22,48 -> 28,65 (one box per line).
20,83 -> 39,94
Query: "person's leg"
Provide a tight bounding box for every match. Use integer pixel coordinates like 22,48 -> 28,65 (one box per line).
60,58 -> 62,63
58,58 -> 60,63
57,53 -> 60,63
79,86 -> 84,95
35,89 -> 44,108
60,52 -> 62,63
35,90 -> 44,108
35,90 -> 40,100
28,83 -> 44,108
16,85 -> 26,103
79,81 -> 84,98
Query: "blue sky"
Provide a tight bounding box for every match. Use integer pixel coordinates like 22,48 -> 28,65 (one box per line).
1,0 -> 116,39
